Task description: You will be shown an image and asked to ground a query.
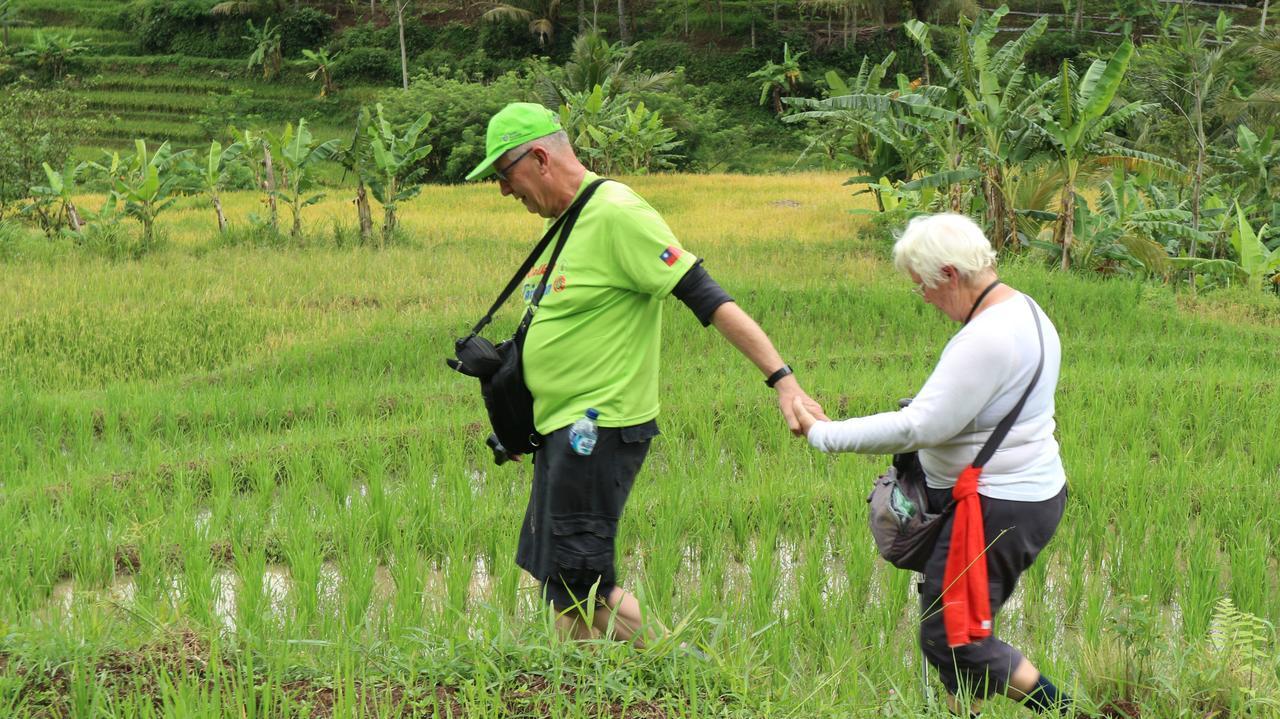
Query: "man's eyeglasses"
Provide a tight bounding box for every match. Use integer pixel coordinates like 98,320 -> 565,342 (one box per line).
493,148 -> 533,182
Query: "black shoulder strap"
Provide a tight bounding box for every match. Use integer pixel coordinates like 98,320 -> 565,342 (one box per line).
469,178 -> 607,336
972,295 -> 1046,469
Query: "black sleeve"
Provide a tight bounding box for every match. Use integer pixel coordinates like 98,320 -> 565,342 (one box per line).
672,259 -> 734,327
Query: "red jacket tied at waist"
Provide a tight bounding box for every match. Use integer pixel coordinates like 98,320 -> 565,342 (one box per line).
943,464 -> 992,647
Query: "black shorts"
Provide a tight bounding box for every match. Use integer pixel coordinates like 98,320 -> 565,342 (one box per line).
918,484 -> 1067,698
515,419 -> 659,611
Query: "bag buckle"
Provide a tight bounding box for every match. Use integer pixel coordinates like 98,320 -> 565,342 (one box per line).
447,333 -> 502,378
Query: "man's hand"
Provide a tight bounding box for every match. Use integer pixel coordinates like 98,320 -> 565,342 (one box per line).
790,395 -> 822,438
775,375 -> 826,436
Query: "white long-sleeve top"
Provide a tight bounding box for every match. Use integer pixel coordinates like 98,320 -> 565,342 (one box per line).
808,293 -> 1066,502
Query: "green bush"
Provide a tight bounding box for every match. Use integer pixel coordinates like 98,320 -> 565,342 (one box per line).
331,46 -> 399,84
629,38 -> 695,73
0,83 -> 86,220
279,7 -> 333,58
378,69 -> 538,183
126,0 -> 222,55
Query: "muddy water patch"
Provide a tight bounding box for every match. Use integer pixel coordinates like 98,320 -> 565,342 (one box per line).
44,558 -> 495,631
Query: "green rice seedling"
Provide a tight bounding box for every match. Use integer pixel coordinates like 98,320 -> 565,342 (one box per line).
337,520 -> 377,635
283,522 -> 322,635
233,540 -> 269,641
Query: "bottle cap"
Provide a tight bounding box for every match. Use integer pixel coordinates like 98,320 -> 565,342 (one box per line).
585,408 -> 599,419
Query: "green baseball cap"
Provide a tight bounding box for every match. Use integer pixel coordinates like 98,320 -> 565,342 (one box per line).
465,102 -> 562,181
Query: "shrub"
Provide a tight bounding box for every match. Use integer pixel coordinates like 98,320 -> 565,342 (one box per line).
0,83 -> 86,221
377,69 -> 538,183
126,0 -> 223,55
279,7 -> 333,58
331,46 -> 399,83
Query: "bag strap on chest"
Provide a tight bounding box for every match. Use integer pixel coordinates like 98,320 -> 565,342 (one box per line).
468,178 -> 608,338
971,295 -> 1046,470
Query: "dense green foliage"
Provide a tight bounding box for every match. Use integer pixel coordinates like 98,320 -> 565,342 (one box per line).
0,82 -> 86,219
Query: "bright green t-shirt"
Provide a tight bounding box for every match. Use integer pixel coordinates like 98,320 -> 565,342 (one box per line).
522,172 -> 698,433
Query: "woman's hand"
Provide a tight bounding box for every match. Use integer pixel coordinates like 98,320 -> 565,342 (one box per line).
791,395 -> 821,438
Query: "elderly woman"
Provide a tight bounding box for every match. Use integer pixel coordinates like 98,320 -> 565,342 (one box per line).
793,214 -> 1072,717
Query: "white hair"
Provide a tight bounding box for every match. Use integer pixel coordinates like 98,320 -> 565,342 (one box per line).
502,130 -> 572,162
892,213 -> 996,288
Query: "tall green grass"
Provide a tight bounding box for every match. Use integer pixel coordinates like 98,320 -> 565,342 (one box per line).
1,174 -> 1277,717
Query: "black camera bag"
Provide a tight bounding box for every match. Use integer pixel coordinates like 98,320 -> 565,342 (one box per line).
448,179 -> 607,455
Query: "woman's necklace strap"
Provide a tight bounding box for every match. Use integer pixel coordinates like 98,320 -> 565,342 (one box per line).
964,279 -> 1002,325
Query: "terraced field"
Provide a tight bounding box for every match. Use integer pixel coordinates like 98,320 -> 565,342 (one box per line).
10,1 -> 386,157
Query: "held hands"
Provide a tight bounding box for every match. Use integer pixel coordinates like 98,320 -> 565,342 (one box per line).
774,375 -> 827,437
790,396 -> 821,437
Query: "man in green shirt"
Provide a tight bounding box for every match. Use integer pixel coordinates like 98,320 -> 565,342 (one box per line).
466,102 -> 825,644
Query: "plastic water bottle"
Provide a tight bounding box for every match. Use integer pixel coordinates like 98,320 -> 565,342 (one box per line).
569,408 -> 599,456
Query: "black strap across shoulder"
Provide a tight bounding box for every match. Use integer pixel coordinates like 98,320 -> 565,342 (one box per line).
468,178 -> 607,337
971,295 -> 1046,470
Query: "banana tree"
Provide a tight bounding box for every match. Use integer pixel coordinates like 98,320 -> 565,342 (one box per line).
786,58 -> 969,213
366,104 -> 432,246
234,127 -> 279,233
29,159 -> 89,234
243,18 -> 282,81
95,140 -> 193,246
1031,39 -> 1171,269
198,140 -> 244,234
749,43 -> 805,115
275,119 -> 342,239
14,29 -> 87,81
301,48 -> 338,98
1172,203 -> 1280,291
905,8 -> 1057,250
337,109 -> 376,243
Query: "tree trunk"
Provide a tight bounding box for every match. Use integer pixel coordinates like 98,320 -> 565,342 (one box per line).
984,165 -> 1007,251
1073,0 -> 1083,33
578,0 -> 586,33
397,2 -> 409,90
1262,0 -> 1270,31
356,181 -> 374,242
263,145 -> 278,232
1056,179 -> 1075,271
1191,89 -> 1205,239
66,200 -> 83,233
382,206 -> 395,247
617,0 -> 629,43
212,193 -> 227,233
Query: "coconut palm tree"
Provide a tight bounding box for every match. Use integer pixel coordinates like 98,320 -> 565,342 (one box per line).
482,0 -> 562,49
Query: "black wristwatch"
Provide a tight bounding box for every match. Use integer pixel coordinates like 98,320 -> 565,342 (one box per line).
764,364 -> 793,388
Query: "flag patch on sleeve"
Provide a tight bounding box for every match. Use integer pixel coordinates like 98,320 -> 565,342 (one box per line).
659,246 -> 682,266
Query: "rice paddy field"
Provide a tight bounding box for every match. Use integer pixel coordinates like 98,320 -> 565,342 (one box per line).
2,173 -> 1279,717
